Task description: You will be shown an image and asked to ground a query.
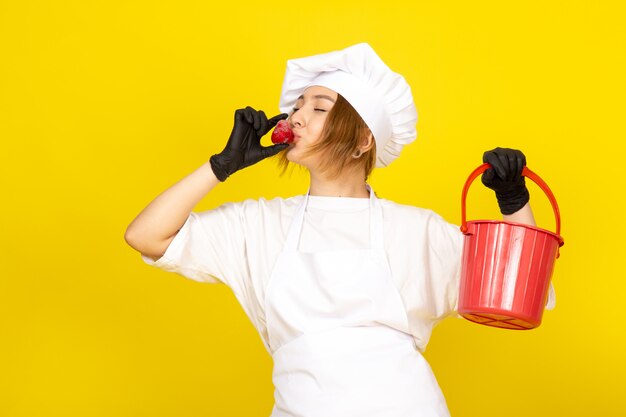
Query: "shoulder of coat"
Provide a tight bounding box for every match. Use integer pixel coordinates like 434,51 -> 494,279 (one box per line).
378,198 -> 439,220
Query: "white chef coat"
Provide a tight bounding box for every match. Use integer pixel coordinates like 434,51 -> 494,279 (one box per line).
142,193 -> 467,353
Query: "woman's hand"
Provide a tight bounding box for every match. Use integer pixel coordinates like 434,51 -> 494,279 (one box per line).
481,147 -> 530,215
209,107 -> 289,182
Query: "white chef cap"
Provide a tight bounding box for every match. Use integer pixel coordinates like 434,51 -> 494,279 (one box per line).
279,43 -> 418,167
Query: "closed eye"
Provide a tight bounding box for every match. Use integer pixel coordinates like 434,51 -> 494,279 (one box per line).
292,107 -> 327,112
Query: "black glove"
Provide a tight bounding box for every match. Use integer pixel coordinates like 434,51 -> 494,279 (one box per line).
209,107 -> 289,182
481,147 -> 530,215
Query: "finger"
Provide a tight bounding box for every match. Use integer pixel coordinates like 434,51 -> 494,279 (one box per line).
258,110 -> 269,135
482,149 -> 491,163
230,109 -> 248,147
261,143 -> 289,159
243,106 -> 255,125
483,150 -> 506,180
234,108 -> 245,123
515,149 -> 526,179
250,108 -> 261,132
503,149 -> 519,181
503,148 -> 523,181
267,113 -> 289,129
496,152 -> 510,180
481,167 -> 496,186
513,152 -> 523,179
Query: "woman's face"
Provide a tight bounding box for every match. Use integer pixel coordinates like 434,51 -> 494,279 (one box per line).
285,85 -> 338,169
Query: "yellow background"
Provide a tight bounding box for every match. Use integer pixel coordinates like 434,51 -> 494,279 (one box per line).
1,0 -> 625,416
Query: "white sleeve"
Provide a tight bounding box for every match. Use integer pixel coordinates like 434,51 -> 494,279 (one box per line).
426,214 -> 464,321
545,282 -> 556,310
141,202 -> 250,295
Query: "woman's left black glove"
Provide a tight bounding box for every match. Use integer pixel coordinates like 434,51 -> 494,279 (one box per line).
210,107 -> 289,182
481,147 -> 530,215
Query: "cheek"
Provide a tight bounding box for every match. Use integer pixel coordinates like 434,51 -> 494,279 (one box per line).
310,120 -> 327,142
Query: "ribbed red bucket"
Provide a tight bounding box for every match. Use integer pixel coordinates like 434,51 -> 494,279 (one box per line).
458,164 -> 564,330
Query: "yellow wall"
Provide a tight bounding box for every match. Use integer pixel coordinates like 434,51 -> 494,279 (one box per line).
1,1 -> 624,416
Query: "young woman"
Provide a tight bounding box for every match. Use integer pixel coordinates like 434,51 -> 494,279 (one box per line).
125,43 -> 546,417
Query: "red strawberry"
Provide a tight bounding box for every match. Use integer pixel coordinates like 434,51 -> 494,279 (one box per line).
271,119 -> 294,144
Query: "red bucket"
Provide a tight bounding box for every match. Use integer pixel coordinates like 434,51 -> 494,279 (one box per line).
458,163 -> 564,330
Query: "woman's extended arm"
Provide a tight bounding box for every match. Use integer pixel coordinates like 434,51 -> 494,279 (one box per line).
124,162 -> 220,259
124,107 -> 288,260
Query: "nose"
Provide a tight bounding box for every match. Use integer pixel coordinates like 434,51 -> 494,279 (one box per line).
290,111 -> 304,129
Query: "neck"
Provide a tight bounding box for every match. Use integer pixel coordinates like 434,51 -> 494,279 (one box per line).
308,170 -> 369,198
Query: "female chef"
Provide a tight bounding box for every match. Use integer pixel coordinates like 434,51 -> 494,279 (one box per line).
124,43 -> 548,416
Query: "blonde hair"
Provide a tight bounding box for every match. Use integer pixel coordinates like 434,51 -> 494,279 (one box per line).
278,94 -> 376,180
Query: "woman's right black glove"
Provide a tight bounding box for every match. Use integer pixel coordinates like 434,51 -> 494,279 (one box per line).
209,107 -> 289,182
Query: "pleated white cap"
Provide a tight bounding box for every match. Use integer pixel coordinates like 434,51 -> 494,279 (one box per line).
279,43 -> 418,167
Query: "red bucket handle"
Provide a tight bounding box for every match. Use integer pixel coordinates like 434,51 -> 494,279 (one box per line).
461,163 -> 563,243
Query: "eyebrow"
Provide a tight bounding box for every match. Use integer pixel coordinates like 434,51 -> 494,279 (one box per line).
296,94 -> 336,103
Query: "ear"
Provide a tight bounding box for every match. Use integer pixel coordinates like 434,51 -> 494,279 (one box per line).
359,132 -> 375,154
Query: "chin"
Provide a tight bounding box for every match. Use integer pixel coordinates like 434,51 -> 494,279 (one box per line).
286,153 -> 312,170
285,148 -> 301,164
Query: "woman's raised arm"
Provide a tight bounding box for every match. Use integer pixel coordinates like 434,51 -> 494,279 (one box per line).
124,107 -> 289,259
124,162 -> 220,259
